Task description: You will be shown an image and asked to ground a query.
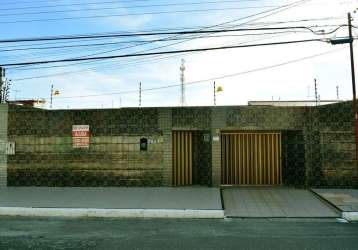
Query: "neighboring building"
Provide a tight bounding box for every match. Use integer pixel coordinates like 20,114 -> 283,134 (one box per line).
248,100 -> 342,107
0,101 -> 356,188
8,99 -> 46,108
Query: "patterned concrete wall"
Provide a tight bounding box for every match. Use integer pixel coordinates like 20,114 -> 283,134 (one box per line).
0,104 -> 8,186
172,107 -> 211,129
7,135 -> 163,186
304,102 -> 357,187
159,108 -> 172,186
6,102 -> 357,187
7,106 -> 163,186
211,107 -> 226,186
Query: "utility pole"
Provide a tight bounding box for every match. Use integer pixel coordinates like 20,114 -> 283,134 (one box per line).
336,85 -> 340,100
139,82 -> 142,107
330,12 -> 358,175
14,90 -> 20,101
348,12 -> 358,176
50,84 -> 54,109
180,59 -> 186,106
214,81 -> 216,106
0,67 -> 3,103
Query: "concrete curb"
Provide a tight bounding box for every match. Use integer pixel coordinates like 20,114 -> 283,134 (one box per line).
0,207 -> 225,219
310,189 -> 358,222
342,212 -> 358,222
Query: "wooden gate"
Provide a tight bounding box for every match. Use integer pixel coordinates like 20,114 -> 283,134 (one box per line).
221,132 -> 282,185
172,131 -> 193,186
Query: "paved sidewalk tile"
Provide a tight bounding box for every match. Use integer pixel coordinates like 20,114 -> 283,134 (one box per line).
312,189 -> 358,212
0,187 -> 222,210
222,187 -> 339,218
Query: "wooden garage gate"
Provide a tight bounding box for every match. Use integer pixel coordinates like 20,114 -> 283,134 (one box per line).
172,131 -> 193,186
221,132 -> 282,185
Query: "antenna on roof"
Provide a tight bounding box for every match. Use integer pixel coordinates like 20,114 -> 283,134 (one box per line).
314,78 -> 318,106
180,59 -> 186,106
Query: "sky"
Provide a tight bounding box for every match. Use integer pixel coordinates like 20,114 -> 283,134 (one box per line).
1,0 -> 358,109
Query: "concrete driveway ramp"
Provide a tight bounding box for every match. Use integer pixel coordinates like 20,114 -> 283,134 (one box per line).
222,187 -> 339,218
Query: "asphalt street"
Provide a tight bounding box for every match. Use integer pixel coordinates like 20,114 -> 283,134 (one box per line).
0,217 -> 358,250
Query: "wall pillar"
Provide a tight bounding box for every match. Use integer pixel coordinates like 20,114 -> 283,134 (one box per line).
211,107 -> 226,186
0,104 -> 8,187
159,108 -> 172,186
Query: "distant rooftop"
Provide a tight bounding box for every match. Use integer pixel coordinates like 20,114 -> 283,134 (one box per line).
8,99 -> 46,108
248,100 -> 343,107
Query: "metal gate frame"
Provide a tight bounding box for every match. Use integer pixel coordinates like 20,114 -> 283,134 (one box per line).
221,131 -> 282,185
172,131 -> 193,186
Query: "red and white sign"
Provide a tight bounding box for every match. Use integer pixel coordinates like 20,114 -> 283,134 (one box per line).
72,125 -> 90,148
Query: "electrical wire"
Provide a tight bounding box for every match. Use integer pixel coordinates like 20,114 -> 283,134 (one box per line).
0,6 -> 279,24
1,38 -> 328,67
0,25 -> 339,44
9,32 -> 296,80
9,30 -> 304,72
0,1 -> 272,17
17,46 -> 346,100
0,0 -> 259,11
2,30 -> 312,53
5,0 -> 312,75
3,0 -> 314,70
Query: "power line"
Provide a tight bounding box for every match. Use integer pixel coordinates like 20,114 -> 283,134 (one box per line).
0,6 -> 279,24
0,25 -> 337,44
6,0 -> 311,74
0,1 -> 271,17
0,31 -> 313,53
22,46 -> 345,100
0,0 -> 311,54
4,1 -> 308,71
0,0 -> 259,11
0,17 -> 341,50
1,38 -> 328,67
9,31 -> 294,80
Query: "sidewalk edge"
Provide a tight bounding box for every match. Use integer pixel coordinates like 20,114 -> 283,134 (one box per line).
0,207 -> 225,219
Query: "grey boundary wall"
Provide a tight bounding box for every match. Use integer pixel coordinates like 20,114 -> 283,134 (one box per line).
0,104 -> 8,186
5,102 -> 358,187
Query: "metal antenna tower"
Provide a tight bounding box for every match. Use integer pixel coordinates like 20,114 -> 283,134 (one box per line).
180,59 -> 186,106
336,85 -> 340,100
314,78 -> 318,106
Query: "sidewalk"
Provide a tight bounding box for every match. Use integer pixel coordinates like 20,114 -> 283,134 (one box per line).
311,189 -> 358,221
0,187 -> 224,219
1,187 -> 357,220
222,187 -> 339,218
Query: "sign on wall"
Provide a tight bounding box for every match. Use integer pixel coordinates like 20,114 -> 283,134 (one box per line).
72,125 -> 90,148
6,142 -> 15,155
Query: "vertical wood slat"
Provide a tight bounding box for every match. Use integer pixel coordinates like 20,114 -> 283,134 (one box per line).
172,131 -> 193,186
238,134 -> 242,185
189,132 -> 192,185
221,135 -> 224,184
267,134 -> 272,185
221,132 -> 282,185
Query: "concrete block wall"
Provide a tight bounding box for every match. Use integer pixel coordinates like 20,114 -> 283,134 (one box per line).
7,135 -> 164,186
7,106 -> 164,187
6,102 -> 357,187
211,107 -> 226,186
159,109 -> 173,186
304,102 -> 358,187
0,104 -> 8,186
